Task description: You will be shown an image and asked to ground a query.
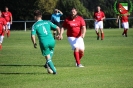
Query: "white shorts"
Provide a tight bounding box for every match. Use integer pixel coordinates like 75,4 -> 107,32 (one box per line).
3,22 -> 11,30
94,21 -> 103,29
122,22 -> 129,29
67,37 -> 85,50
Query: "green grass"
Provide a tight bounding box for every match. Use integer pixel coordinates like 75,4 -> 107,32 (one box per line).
0,29 -> 133,88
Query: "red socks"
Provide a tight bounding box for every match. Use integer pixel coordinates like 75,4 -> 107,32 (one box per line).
7,30 -> 10,37
74,52 -> 80,65
101,33 -> 104,40
96,32 -> 104,40
74,52 -> 84,65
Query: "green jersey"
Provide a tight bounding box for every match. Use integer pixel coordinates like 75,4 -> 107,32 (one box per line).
31,20 -> 57,56
31,20 -> 57,41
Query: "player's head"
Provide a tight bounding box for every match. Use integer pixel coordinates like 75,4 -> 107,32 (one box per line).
97,6 -> 101,12
34,10 -> 42,20
70,7 -> 78,18
54,9 -> 58,13
5,6 -> 9,11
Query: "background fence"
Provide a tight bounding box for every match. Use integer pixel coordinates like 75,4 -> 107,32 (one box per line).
12,17 -> 133,31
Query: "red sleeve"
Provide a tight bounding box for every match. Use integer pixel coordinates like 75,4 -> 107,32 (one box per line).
102,12 -> 105,17
80,17 -> 86,26
9,12 -> 12,17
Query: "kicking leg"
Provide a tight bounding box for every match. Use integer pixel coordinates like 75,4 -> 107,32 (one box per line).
45,54 -> 56,74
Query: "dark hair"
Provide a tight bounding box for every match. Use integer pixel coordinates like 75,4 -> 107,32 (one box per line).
34,10 -> 42,17
5,6 -> 8,8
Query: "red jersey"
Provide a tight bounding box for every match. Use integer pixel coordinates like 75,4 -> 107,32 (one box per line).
120,15 -> 129,23
2,11 -> 12,22
94,11 -> 105,21
0,17 -> 7,35
62,16 -> 86,38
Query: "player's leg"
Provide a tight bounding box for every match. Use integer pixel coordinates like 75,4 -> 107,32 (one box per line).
100,28 -> 104,40
45,55 -> 56,74
0,36 -> 2,50
78,37 -> 85,60
95,21 -> 100,40
74,48 -> 80,66
40,40 -> 56,74
99,21 -> 104,40
122,22 -> 127,37
7,22 -> 11,38
0,36 -> 4,50
0,30 -> 5,50
78,37 -> 85,67
124,22 -> 129,37
68,37 -> 80,66
68,37 -> 84,67
49,40 -> 55,59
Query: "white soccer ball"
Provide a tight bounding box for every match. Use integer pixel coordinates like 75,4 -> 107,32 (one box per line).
47,66 -> 53,74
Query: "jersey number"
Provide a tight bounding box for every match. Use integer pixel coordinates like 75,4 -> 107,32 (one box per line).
42,26 -> 48,35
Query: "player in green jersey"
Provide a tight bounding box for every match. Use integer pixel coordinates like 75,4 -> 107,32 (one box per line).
31,10 -> 60,74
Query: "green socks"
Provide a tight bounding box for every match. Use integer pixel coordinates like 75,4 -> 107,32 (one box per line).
47,59 -> 56,73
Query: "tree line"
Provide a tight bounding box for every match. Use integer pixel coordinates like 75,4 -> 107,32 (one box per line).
0,0 -> 133,29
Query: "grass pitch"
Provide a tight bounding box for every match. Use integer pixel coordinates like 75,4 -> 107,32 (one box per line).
0,29 -> 133,88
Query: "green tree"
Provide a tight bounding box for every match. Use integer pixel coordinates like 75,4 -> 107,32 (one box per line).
34,0 -> 58,15
58,0 -> 91,18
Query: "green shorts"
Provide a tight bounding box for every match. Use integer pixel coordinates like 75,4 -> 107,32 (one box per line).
39,38 -> 55,56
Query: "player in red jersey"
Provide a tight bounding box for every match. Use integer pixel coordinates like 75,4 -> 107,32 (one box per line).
93,6 -> 105,40
0,10 -> 7,50
60,8 -> 86,67
2,6 -> 12,38
116,4 -> 130,37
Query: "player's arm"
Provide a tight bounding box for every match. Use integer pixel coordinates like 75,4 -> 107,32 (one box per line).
31,35 -> 37,48
81,26 -> 86,38
55,26 -> 61,40
10,16 -> 12,24
102,16 -> 105,20
31,27 -> 37,48
10,13 -> 13,24
124,13 -> 130,16
101,12 -> 105,21
116,15 -> 120,23
57,9 -> 63,15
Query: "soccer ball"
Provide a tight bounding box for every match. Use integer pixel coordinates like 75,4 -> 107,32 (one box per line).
47,66 -> 53,74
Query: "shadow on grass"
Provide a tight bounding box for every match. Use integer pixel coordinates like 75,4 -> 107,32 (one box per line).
0,65 -> 43,67
0,65 -> 50,75
0,73 -> 48,75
